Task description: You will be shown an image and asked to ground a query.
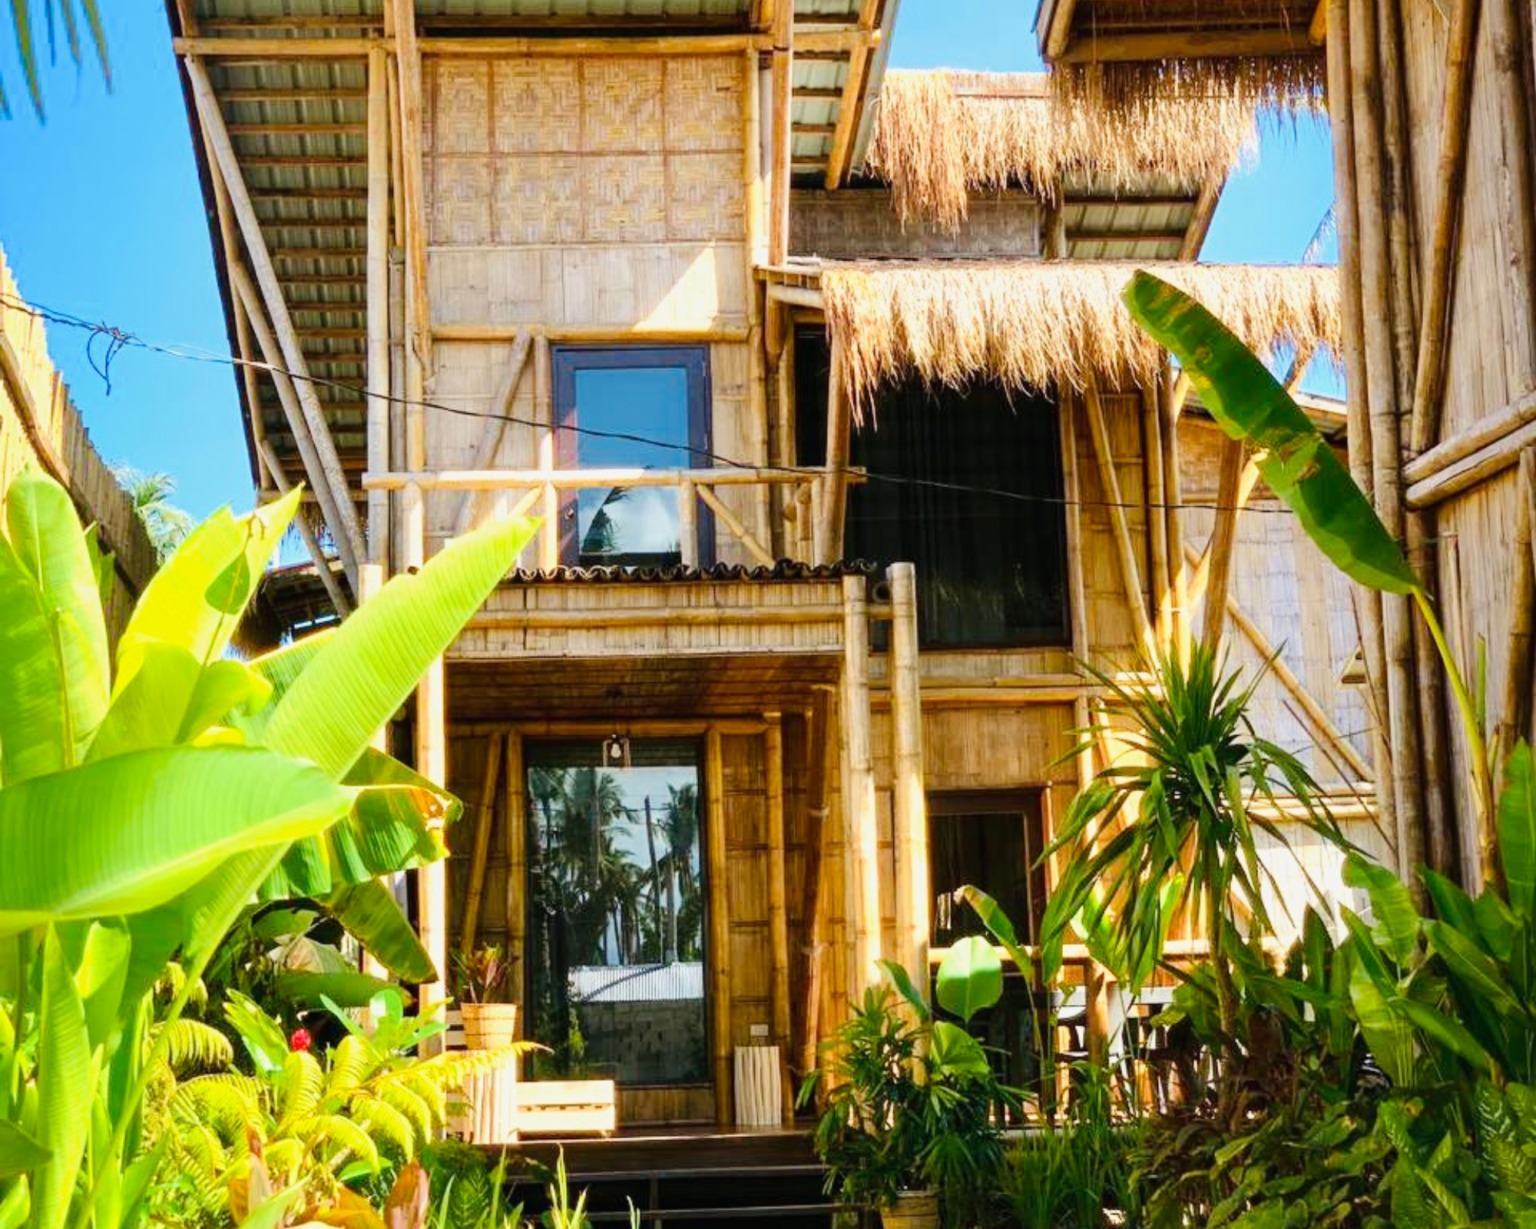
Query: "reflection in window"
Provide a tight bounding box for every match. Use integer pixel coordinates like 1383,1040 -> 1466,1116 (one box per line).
524,740 -> 707,1085
553,347 -> 711,569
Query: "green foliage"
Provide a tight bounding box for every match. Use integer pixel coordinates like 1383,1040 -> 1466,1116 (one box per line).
0,467 -> 535,1229
1042,644 -> 1342,1050
800,970 -> 1020,1225
149,990 -> 532,1225
3,0 -> 109,120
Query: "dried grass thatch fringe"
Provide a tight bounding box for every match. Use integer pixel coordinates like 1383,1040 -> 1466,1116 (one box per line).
864,70 -> 1258,231
1051,55 -> 1328,120
820,261 -> 1340,415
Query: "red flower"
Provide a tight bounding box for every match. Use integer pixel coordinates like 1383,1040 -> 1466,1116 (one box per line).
289,1027 -> 312,1052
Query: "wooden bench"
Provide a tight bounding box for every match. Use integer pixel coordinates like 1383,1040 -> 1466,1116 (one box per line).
513,1079 -> 618,1137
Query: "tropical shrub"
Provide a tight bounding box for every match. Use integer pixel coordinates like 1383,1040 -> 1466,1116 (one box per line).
801,938 -> 1022,1225
0,467 -> 533,1229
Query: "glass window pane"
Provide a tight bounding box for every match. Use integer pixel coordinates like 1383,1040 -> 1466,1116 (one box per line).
524,740 -> 708,1086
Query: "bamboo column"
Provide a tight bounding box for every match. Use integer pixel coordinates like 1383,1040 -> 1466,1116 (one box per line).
1201,439 -> 1245,653
451,334 -> 534,537
764,714 -> 794,1122
536,337 -> 559,570
459,733 -> 505,956
887,562 -> 928,1000
504,730 -> 526,1023
1161,376 -> 1188,658
817,347 -> 851,566
705,726 -> 733,1124
256,439 -> 353,618
1083,377 -> 1155,652
186,58 -> 365,582
1142,387 -> 1171,651
1498,452 -> 1536,755
841,574 -> 882,994
767,0 -> 793,266
366,46 -> 391,569
796,687 -> 835,1081
1350,0 -> 1424,878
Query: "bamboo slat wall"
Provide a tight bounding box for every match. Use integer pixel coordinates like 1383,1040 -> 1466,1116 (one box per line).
0,249 -> 156,638
421,53 -> 768,562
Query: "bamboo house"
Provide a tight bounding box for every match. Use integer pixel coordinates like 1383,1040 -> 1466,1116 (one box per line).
170,0 -> 1383,1142
1031,0 -> 1536,899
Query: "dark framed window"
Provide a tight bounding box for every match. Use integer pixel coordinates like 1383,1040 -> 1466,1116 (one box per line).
553,346 -> 713,568
524,738 -> 708,1086
795,328 -> 1070,647
928,790 -> 1048,949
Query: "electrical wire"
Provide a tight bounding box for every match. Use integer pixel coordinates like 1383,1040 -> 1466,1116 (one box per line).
2,287 -> 1330,519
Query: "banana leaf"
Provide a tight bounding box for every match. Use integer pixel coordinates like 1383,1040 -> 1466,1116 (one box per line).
1502,744 -> 1536,918
1121,271 -> 1422,596
935,935 -> 1002,1023
323,880 -> 435,984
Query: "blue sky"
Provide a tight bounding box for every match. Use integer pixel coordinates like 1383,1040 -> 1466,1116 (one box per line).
0,0 -> 1338,520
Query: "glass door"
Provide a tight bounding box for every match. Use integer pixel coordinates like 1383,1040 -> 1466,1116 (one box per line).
523,739 -> 708,1087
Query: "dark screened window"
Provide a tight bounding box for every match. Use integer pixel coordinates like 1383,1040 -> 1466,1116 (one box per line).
794,329 -> 1069,647
928,791 -> 1048,949
553,346 -> 712,568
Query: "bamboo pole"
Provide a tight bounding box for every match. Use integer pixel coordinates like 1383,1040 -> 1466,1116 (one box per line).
1407,0 -> 1481,454
764,714 -> 794,1122
705,726 -> 733,1124
817,345 -> 851,566
1406,417 -> 1536,507
842,574 -> 881,994
1083,378 -> 1155,652
1351,0 -> 1423,877
391,0 -> 432,385
1185,543 -> 1373,780
1059,393 -> 1094,796
459,733 -> 505,956
697,483 -> 776,567
368,465 -> 813,491
451,333 -> 533,536
1186,459 -> 1261,613
887,563 -> 929,998
256,439 -> 354,617
679,479 -> 699,568
367,46 -> 391,569
186,58 -> 366,580
536,337 -> 559,571
505,731 -> 526,1019
1143,387 -> 1171,651
797,688 -> 834,1080
768,0 -> 793,267
1162,375 -> 1189,658
1498,451 -> 1536,756
1376,0 -> 1418,418
1487,0 -> 1536,391
1201,438 -> 1245,653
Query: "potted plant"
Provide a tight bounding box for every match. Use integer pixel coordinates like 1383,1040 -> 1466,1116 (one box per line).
800,933 -> 1020,1229
456,944 -> 518,1049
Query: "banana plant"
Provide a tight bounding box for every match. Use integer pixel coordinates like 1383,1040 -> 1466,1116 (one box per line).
1122,271 -> 1496,881
0,467 -> 535,1229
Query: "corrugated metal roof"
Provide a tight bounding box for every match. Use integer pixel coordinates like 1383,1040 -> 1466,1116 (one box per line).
571,962 -> 704,1003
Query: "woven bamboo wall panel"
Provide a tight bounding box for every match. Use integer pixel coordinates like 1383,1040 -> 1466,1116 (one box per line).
425,55 -> 745,250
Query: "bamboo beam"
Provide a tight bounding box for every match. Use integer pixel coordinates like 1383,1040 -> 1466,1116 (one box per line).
764,714 -> 794,1122
432,323 -> 752,343
369,466 -> 814,492
459,733 -> 505,956
1498,451 -> 1536,756
822,0 -> 878,188
797,689 -> 834,1080
173,35 -> 381,55
450,333 -> 533,537
1184,543 -> 1372,780
816,345 -> 850,565
795,27 -> 875,53
1406,391 -> 1536,485
705,726 -> 733,1124
887,562 -> 929,997
1083,378 -> 1154,651
1200,438 -> 1245,652
697,483 -> 776,567
256,438 -> 354,617
1407,0 -> 1480,454
366,46 -> 391,569
231,264 -> 361,590
187,57 -> 366,581
1056,27 -> 1314,61
504,731 -> 526,1019
842,574 -> 881,994
1406,415 -> 1536,508
420,32 -> 761,54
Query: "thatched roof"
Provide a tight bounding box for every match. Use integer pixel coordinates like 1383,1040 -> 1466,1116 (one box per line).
817,260 -> 1340,411
863,70 -> 1256,232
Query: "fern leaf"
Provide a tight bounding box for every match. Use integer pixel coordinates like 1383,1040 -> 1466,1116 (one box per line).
327,1033 -> 380,1098
171,1073 -> 265,1143
292,1113 -> 382,1174
378,1081 -> 435,1145
352,1095 -> 418,1161
278,1049 -> 326,1131
156,1018 -> 237,1074
401,1072 -> 448,1127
